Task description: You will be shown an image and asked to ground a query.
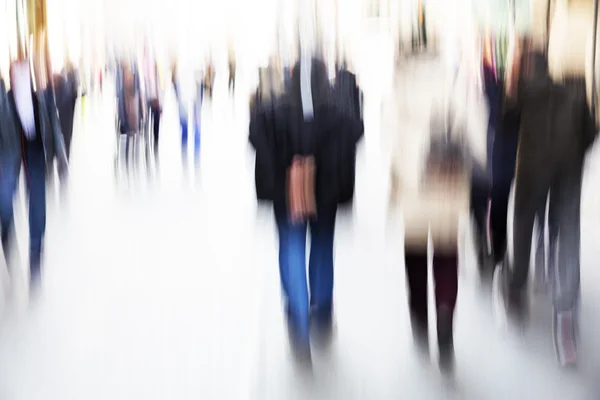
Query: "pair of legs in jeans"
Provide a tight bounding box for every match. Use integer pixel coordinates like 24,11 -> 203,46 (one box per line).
180,94 -> 202,167
275,207 -> 336,353
0,134 -> 46,285
405,249 -> 457,371
180,116 -> 200,166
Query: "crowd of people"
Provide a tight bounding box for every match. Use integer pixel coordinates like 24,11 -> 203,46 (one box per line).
0,0 -> 598,386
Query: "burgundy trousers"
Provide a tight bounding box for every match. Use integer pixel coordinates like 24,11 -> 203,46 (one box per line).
405,252 -> 458,327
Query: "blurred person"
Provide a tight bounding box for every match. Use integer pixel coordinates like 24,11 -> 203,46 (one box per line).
53,58 -> 79,162
383,38 -> 488,372
116,60 -> 143,170
204,60 -> 214,99
470,33 -> 521,280
228,48 -> 236,93
0,42 -> 68,291
144,49 -> 163,162
498,1 -> 597,368
193,70 -> 203,165
249,53 -> 363,364
172,61 -> 196,169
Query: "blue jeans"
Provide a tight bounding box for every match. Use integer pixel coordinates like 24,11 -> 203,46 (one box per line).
275,208 -> 336,344
0,135 -> 46,280
180,117 -> 200,163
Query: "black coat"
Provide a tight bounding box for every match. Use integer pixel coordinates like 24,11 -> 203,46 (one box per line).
8,87 -> 68,168
53,69 -> 79,148
249,58 -> 364,213
506,51 -> 596,175
0,79 -> 20,158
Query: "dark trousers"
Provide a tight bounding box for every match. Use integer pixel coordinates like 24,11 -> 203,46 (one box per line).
275,207 -> 336,344
510,154 -> 583,312
57,99 -> 76,160
471,121 -> 520,265
149,101 -> 161,157
0,134 -> 46,280
534,196 -> 558,285
405,251 -> 458,329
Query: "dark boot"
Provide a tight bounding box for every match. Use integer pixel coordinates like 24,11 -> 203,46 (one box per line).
500,258 -> 528,328
410,312 -> 429,357
285,305 -> 312,367
437,305 -> 454,374
310,303 -> 334,348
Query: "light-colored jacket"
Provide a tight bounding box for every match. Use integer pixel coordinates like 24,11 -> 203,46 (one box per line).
382,53 -> 488,253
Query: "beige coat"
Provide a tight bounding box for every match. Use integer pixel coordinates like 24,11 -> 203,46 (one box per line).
382,54 -> 488,253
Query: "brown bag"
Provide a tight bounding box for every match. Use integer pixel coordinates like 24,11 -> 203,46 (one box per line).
287,156 -> 317,223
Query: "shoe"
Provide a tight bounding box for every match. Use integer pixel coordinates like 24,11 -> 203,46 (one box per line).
437,305 -> 455,374
410,312 -> 429,357
285,305 -> 312,367
553,310 -> 578,369
499,259 -> 527,328
310,303 -> 335,348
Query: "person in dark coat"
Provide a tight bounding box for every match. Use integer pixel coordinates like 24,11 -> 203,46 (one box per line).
53,61 -> 79,160
499,38 -> 596,368
249,56 -> 363,363
0,56 -> 68,291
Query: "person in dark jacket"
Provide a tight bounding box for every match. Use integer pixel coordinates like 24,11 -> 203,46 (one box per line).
498,44 -> 596,367
249,56 -> 363,363
53,61 -> 79,161
0,58 -> 68,291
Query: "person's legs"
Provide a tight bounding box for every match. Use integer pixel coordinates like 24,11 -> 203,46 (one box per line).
405,251 -> 428,352
150,103 -> 161,159
23,136 -> 46,285
546,190 -> 559,292
193,109 -> 201,166
180,117 -> 188,167
490,181 -> 512,265
433,252 -> 458,371
0,156 -> 21,267
308,211 -> 336,322
470,176 -> 489,268
552,161 -> 583,367
505,151 -> 550,320
276,208 -> 310,347
534,197 -> 548,290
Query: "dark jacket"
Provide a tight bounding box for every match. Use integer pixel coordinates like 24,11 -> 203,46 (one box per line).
505,51 -> 596,173
53,68 -> 79,143
0,79 -> 20,157
8,87 -> 67,167
331,68 -> 364,205
249,58 -> 363,212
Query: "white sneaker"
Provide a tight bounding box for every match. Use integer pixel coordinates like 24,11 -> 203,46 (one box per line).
554,310 -> 577,368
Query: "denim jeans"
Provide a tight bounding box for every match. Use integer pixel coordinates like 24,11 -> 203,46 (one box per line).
275,208 -> 336,344
181,116 -> 200,164
0,134 -> 46,280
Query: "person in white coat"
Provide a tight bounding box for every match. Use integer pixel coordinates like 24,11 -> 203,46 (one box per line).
382,43 -> 488,372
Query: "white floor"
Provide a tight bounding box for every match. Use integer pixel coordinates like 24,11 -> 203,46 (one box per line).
0,73 -> 599,399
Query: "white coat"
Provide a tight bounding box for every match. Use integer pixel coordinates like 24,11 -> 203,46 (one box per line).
382,53 -> 488,253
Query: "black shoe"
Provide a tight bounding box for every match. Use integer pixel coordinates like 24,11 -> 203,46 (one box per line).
310,304 -> 335,348
285,305 -> 312,367
500,261 -> 527,327
410,312 -> 429,357
437,305 -> 455,374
